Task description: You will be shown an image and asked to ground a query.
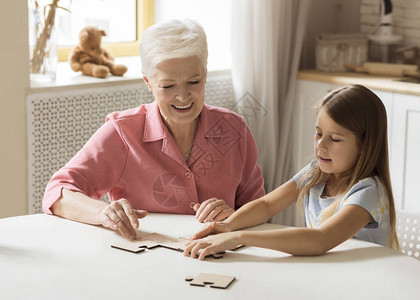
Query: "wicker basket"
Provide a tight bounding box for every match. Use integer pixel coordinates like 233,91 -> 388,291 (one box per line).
315,33 -> 368,72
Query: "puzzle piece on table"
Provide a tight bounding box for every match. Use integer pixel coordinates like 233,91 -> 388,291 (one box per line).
185,273 -> 236,289
111,232 -> 184,252
111,232 -> 225,258
111,233 -> 166,252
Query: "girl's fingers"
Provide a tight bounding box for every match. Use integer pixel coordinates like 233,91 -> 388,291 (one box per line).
190,242 -> 208,259
183,242 -> 194,256
198,247 -> 214,260
191,220 -> 230,240
183,240 -> 219,260
191,223 -> 214,240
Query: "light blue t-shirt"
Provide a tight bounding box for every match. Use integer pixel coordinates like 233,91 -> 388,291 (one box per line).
293,162 -> 390,247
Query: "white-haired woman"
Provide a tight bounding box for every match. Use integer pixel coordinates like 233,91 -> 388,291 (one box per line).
43,19 -> 265,240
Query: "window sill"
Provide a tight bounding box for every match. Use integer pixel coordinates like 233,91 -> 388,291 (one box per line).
28,56 -> 144,94
28,56 -> 232,95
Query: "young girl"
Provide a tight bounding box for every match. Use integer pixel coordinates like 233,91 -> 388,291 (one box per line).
184,84 -> 400,260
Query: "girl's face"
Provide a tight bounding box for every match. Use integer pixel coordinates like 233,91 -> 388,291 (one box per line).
143,56 -> 206,130
314,108 -> 361,180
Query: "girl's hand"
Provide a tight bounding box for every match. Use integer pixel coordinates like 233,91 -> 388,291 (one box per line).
191,220 -> 231,240
183,232 -> 241,260
98,198 -> 147,240
193,198 -> 234,223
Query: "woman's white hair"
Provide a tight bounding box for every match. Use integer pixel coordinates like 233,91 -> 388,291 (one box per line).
140,19 -> 208,77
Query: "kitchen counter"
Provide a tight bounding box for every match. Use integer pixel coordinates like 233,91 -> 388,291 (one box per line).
298,69 -> 420,96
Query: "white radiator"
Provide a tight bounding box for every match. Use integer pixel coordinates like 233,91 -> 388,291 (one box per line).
27,71 -> 235,213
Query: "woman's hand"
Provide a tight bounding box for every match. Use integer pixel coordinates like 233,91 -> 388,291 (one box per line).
193,198 -> 234,223
183,231 -> 241,260
98,198 -> 147,240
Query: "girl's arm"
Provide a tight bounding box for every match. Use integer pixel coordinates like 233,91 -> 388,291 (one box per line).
186,204 -> 374,259
190,179 -> 299,239
228,179 -> 299,230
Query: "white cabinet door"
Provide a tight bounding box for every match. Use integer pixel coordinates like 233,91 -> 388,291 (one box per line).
391,93 -> 420,212
371,90 -> 394,157
294,80 -> 341,172
370,90 -> 397,207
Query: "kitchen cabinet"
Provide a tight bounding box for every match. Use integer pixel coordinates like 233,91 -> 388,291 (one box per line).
296,79 -> 418,213
293,80 -> 338,172
391,93 -> 420,212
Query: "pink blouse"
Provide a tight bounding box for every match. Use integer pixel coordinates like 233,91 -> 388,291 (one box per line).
43,102 -> 265,215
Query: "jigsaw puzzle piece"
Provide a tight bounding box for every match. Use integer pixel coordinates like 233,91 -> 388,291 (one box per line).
111,232 -> 226,258
141,233 -> 186,252
136,233 -> 226,258
185,273 -> 236,289
111,239 -> 146,253
111,233 -> 183,253
110,233 -> 165,253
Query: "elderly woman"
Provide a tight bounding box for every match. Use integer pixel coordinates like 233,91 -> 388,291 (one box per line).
42,19 -> 264,240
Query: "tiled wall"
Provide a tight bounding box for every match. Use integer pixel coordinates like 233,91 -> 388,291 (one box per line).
360,0 -> 420,47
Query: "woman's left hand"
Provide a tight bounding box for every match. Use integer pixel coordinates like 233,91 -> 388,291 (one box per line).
193,198 -> 234,223
183,232 -> 240,260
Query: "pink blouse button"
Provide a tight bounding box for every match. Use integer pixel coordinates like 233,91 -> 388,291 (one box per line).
184,171 -> 191,179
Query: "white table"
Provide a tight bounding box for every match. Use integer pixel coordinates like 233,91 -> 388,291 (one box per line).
1,213 -> 419,299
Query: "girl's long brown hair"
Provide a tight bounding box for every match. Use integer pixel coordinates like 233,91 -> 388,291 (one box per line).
297,84 -> 399,250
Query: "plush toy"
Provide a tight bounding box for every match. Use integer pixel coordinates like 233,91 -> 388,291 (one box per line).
69,26 -> 127,78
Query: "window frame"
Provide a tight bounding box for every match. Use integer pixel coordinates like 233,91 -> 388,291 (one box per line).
57,0 -> 154,61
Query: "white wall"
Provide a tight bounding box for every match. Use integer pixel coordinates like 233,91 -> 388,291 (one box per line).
301,0 -> 361,69
0,2 -> 29,217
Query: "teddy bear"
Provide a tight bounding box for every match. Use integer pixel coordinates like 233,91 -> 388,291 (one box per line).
69,26 -> 127,78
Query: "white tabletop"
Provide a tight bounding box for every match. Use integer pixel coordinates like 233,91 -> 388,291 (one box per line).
1,213 -> 419,300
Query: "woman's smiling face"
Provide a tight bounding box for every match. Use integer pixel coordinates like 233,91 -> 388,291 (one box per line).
314,108 -> 361,180
144,56 -> 206,129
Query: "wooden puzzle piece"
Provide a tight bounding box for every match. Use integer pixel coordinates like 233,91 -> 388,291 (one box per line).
185,273 -> 236,289
111,232 -> 225,258
139,233 -> 185,250
111,232 -> 182,252
111,239 -> 146,253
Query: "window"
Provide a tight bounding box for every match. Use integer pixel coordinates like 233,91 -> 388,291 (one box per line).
32,0 -> 231,69
53,0 -> 154,61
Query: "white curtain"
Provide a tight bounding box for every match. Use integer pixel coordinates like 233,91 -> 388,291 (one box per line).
230,0 -> 310,226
